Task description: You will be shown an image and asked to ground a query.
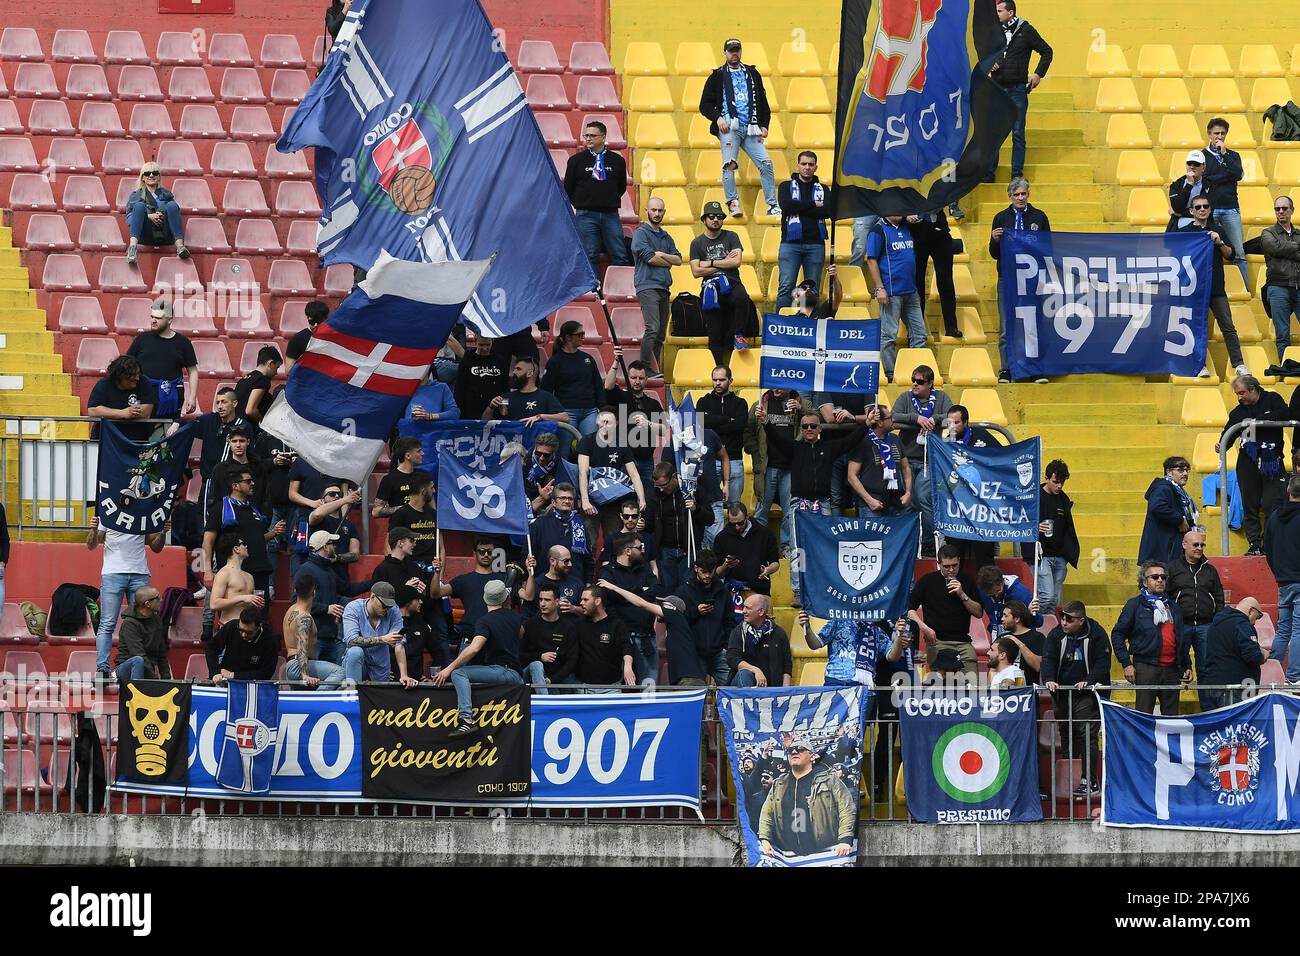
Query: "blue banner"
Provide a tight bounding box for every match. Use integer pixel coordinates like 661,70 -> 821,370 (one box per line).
928,435 -> 1041,542
586,466 -> 636,506
95,421 -> 196,534
436,447 -> 529,536
717,686 -> 868,866
898,687 -> 1042,823
1001,230 -> 1212,379
667,391 -> 704,498
215,680 -> 280,795
794,510 -> 919,621
281,0 -> 595,337
760,313 -> 881,394
398,418 -> 556,485
1101,693 -> 1300,832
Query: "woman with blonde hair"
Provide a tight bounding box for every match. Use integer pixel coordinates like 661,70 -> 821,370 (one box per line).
124,162 -> 189,266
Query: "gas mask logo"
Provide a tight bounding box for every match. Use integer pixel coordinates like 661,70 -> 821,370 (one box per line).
126,684 -> 181,777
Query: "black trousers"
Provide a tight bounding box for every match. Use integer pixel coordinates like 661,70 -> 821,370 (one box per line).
914,236 -> 957,331
1133,661 -> 1182,716
704,282 -> 751,371
1237,454 -> 1287,549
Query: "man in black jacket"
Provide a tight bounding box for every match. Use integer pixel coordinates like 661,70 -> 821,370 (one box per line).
1166,150 -> 1207,231
1041,600 -> 1111,797
599,531 -> 662,683
713,502 -> 780,596
1264,475 -> 1300,679
644,462 -> 702,593
1200,598 -> 1267,708
775,152 -> 833,309
989,177 -> 1051,383
847,405 -> 911,516
1165,528 -> 1226,708
698,38 -> 776,218
1023,459 -> 1079,614
1181,197 -> 1247,378
452,334 -> 508,421
1218,374 -> 1290,555
696,366 -> 748,506
563,119 -> 629,277
757,411 -> 865,514
1112,560 -> 1192,715
674,549 -> 732,682
211,606 -> 278,681
908,209 -> 961,337
1203,116 -> 1249,285
987,0 -> 1052,181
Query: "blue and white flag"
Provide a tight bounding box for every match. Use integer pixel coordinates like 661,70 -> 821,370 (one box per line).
215,680 -> 280,795
1001,230 -> 1212,379
280,0 -> 596,337
667,391 -> 705,498
928,435 -> 1040,542
717,686 -> 868,866
1102,692 -> 1300,833
898,687 -> 1042,823
760,313 -> 881,394
794,510 -> 919,621
262,254 -> 489,485
436,447 -> 529,536
96,421 -> 196,534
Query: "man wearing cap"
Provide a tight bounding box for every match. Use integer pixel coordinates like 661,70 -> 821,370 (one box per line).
1200,597 -> 1267,708
126,297 -> 198,419
298,482 -> 362,582
1262,195 -> 1300,362
631,196 -> 682,374
776,152 -> 834,310
1167,150 -> 1207,231
432,579 -> 524,735
698,38 -> 777,219
297,528 -> 366,665
563,118 -> 630,278
759,731 -> 856,859
284,574 -> 346,688
341,583 -> 405,684
690,200 -> 754,370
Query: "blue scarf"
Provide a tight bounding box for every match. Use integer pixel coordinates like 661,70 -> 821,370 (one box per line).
1164,476 -> 1199,527
148,375 -> 183,418
785,176 -> 827,242
1014,208 -> 1024,231
1242,436 -> 1284,479
910,392 -> 936,419
1139,587 -> 1173,625
220,495 -> 265,529
742,615 -> 773,655
701,272 -> 732,310
527,457 -> 557,487
868,431 -> 899,488
590,148 -> 607,181
720,65 -> 756,127
555,507 -> 588,555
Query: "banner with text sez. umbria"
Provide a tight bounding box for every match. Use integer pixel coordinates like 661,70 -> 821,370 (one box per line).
1101,693 -> 1300,832
359,685 -> 531,802
928,436 -> 1040,542
898,688 -> 1042,823
718,686 -> 868,867
1000,230 -> 1213,379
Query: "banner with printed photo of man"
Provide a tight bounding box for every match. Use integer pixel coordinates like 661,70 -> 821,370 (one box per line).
928,435 -> 1040,542
717,686 -> 868,866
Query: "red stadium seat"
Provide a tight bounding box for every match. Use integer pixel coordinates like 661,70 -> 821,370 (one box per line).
230,106 -> 275,141
209,33 -> 254,67
569,41 -> 615,75
26,214 -> 75,251
170,177 -> 218,216
579,345 -> 608,376
601,266 -> 636,302
180,104 -> 226,139
171,299 -> 218,338
525,75 -> 572,111
285,220 -> 318,255
80,102 -> 126,137
239,340 -> 285,374
0,27 -> 43,62
555,305 -> 604,342
210,257 -> 258,293
52,29 -> 97,64
269,69 -> 309,105
609,306 -> 645,344
75,337 -> 121,372
220,67 -> 267,104
0,138 -> 38,172
183,217 -> 232,254
41,254 -> 91,292
323,263 -> 354,296
113,177 -> 136,212
99,257 -> 148,294
580,113 -> 626,149
516,40 -> 563,74
76,215 -> 126,252
64,651 -> 99,681
0,101 -> 21,134
153,256 -> 203,295
575,76 -> 621,111
265,148 -> 310,179
157,140 -> 204,176
46,138 -> 95,174
64,64 -> 111,100
2,749 -> 39,795
259,34 -> 305,69
24,710 -> 74,745
116,65 -> 164,102
233,218 -> 283,255
182,654 -> 208,680
221,179 -> 271,216
128,103 -> 174,138
113,298 -> 153,334
279,300 -> 310,336
211,141 -> 257,177
275,181 -> 322,217
225,299 -> 273,338
310,35 -> 331,65
267,259 -> 315,296
193,339 -> 235,377
14,64 -> 59,99
548,148 -> 566,178
28,101 -> 75,136
2,649 -> 46,681
169,66 -> 216,103
61,175 -> 111,213
103,30 -> 148,65
57,296 -> 108,333
536,112 -> 577,148
156,31 -> 202,66
170,607 -> 204,648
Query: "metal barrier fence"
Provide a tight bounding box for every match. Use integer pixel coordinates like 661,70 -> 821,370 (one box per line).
1,682 -> 1285,822
1217,417 -> 1300,556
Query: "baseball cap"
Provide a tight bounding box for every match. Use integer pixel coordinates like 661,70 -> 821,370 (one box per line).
387,526 -> 415,548
661,595 -> 687,614
395,584 -> 422,607
484,579 -> 510,607
1185,149 -> 1205,164
785,732 -> 815,753
723,38 -> 742,51
308,530 -> 339,551
371,581 -> 397,607
700,200 -> 726,222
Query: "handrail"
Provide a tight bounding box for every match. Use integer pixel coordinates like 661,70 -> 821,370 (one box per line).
1216,417 -> 1300,555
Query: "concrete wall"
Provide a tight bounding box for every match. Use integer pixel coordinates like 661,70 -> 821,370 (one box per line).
4,814 -> 1299,866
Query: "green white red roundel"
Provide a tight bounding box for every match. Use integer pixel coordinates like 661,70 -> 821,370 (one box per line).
931,723 -> 1011,803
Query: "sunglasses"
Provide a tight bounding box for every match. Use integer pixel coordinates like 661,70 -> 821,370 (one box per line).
704,214 -> 724,221
143,171 -> 161,177
787,746 -> 810,755
324,491 -> 342,499
1061,613 -> 1081,622
475,547 -> 495,555
1277,206 -> 1294,212
1191,205 -> 1210,211
534,450 -> 553,460
1147,573 -> 1167,581
621,514 -> 639,521
911,378 -> 928,385
800,423 -> 820,430
729,521 -> 747,529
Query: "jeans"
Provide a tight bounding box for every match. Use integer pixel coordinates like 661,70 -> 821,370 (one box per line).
758,466 -> 792,549
126,200 -> 184,245
636,287 -> 669,371
1273,582 -> 1300,681
564,407 -> 599,438
575,209 -> 629,277
286,657 -> 346,689
316,636 -> 342,666
726,457 -> 744,506
705,500 -> 724,548
776,242 -> 827,310
630,634 -> 659,684
880,292 -> 925,380
829,452 -> 852,516
1003,85 -> 1029,177
525,659 -> 550,694
450,664 -> 523,720
718,125 -> 776,208
1266,285 -> 1300,360
731,668 -> 758,687
658,547 -> 692,594
1211,209 -> 1249,285
1183,623 -> 1214,710
96,572 -> 152,672
849,215 -> 882,267
1035,556 -> 1068,612
1209,295 -> 1244,368
342,645 -> 390,683
114,655 -> 147,684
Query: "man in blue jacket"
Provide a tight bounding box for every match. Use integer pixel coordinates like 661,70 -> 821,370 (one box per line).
1202,117 -> 1249,285
975,565 -> 1042,640
1200,598 -> 1267,708
1112,560 -> 1192,715
1138,456 -> 1198,564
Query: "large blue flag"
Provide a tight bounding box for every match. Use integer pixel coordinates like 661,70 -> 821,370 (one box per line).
436,447 -> 529,536
216,681 -> 280,795
760,313 -> 881,394
1001,230 -> 1212,379
928,435 -> 1041,542
262,254 -> 489,485
281,0 -> 596,337
96,421 -> 196,534
666,391 -> 705,498
1102,692 -> 1300,832
794,510 -> 919,621
397,418 -> 564,485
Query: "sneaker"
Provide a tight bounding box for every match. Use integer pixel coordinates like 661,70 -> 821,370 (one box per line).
175,243 -> 191,261
449,716 -> 479,736
947,203 -> 965,221
1245,546 -> 1265,557
726,199 -> 743,217
1234,364 -> 1250,377
997,369 -> 1011,384
125,244 -> 138,266
1072,779 -> 1101,797
766,202 -> 780,217
733,334 -> 750,351
1197,365 -> 1212,378
944,326 -> 964,339
1035,376 -> 1049,384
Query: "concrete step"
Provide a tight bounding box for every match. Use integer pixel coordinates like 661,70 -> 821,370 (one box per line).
0,395 -> 80,416
995,146 -> 1095,165
975,200 -> 1105,223
1058,470 -> 1162,493
1024,112 -> 1093,130
1021,403 -> 1158,425
969,182 -> 1104,205
0,290 -> 36,310
1026,91 -> 1075,111
0,330 -> 54,353
0,352 -> 62,373
1074,513 -> 1150,536
1062,491 -> 1147,514
0,421 -> 91,439
1016,164 -> 1095,185
0,309 -> 49,330
1017,423 -> 1186,447
995,128 -> 1085,148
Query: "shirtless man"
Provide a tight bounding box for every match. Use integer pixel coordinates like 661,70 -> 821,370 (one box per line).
283,575 -> 345,689
209,530 -> 263,624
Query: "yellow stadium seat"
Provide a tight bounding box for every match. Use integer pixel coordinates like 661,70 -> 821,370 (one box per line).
1236,347 -> 1276,383
1282,347 -> 1300,377
1250,78 -> 1294,112
1180,388 -> 1229,426
663,226 -> 695,258
686,112 -> 715,148
681,77 -> 707,114
829,43 -> 839,76
636,150 -> 687,187
1224,268 -> 1250,302
1095,77 -> 1142,112
1171,364 -> 1219,385
785,77 -> 832,112
799,659 -> 828,686
951,225 -> 970,262
650,187 -> 693,224
1157,114 -> 1200,149
737,264 -> 762,297
745,43 -> 773,77
1147,78 -> 1194,113
693,150 -> 723,186
670,348 -> 715,386
750,194 -> 780,225
948,347 -> 997,386
1116,150 -> 1162,186
1224,305 -> 1262,343
1136,44 -> 1180,78
701,186 -> 728,212
1086,44 -> 1130,77
1126,187 -> 1170,225
1107,115 -> 1152,148
1238,151 -> 1265,185
893,349 -> 943,387
623,41 -> 668,76
1187,45 -> 1232,77
765,269 -> 780,301
729,348 -> 761,387
1193,432 -> 1237,472
1239,45 -> 1284,78
632,114 -> 681,149
673,41 -> 715,76
1273,152 -> 1300,185
669,265 -> 696,292
838,267 -> 870,302
759,230 -> 781,263
958,388 -> 1008,426
1240,187 -> 1276,225
1198,78 -> 1245,113
1218,115 -> 1256,149
628,76 -> 674,111
938,306 -> 987,344
777,42 -> 822,76
951,264 -> 977,302
792,114 -> 835,149
830,224 -> 853,261
740,151 -> 790,185
761,116 -> 788,149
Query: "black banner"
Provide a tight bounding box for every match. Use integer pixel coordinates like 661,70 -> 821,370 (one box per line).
116,680 -> 191,786
358,685 -> 531,802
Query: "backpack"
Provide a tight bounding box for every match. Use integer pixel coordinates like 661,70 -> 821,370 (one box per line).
1264,101 -> 1300,142
65,714 -> 107,813
670,292 -> 707,338
19,600 -> 46,637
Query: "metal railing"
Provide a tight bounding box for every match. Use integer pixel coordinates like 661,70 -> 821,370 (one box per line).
1217,418 -> 1300,556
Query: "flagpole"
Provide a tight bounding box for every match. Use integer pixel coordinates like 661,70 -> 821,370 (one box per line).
918,436 -> 928,560
686,505 -> 696,567
594,283 -> 633,385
